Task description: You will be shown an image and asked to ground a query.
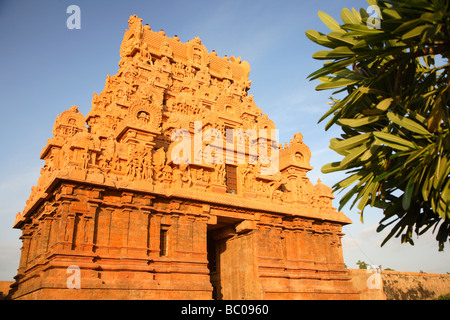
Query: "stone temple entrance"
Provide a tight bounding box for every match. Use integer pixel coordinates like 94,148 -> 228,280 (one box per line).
207,217 -> 261,300
9,15 -> 360,300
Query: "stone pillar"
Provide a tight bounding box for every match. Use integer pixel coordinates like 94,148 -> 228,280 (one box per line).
28,226 -> 38,264
148,213 -> 162,257
98,208 -> 114,253
54,200 -> 74,251
298,220 -> 313,262
17,233 -> 32,274
183,215 -> 196,253
141,207 -> 152,257
120,208 -> 132,256
38,217 -> 53,257
193,216 -> 207,254
169,214 -> 179,257
81,203 -> 98,252
48,214 -> 59,251
283,229 -> 297,262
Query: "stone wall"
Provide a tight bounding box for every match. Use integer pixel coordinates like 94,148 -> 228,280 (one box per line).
5,269 -> 450,299
0,281 -> 13,299
347,269 -> 385,300
348,269 -> 450,300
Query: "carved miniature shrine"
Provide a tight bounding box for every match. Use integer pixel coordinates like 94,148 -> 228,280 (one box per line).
10,16 -> 359,299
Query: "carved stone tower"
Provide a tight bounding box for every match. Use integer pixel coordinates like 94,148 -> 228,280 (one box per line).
10,15 -> 359,299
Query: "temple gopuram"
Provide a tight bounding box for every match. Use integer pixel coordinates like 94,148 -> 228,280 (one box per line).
9,15 -> 360,300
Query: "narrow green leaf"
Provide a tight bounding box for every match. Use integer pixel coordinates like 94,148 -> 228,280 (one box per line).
383,8 -> 402,19
340,143 -> 369,167
434,156 -> 449,191
366,0 -> 378,8
404,0 -> 434,9
375,98 -> 393,111
387,113 -> 432,136
408,111 -> 428,127
318,11 -> 343,33
351,8 -> 362,21
433,155 -> 442,190
334,69 -> 364,80
393,18 -> 422,33
360,143 -> 381,162
341,23 -> 384,34
373,166 -> 401,183
350,172 -> 375,211
428,102 -> 445,133
338,184 -> 360,210
422,24 -> 439,43
435,181 -> 449,219
357,179 -> 378,212
319,100 -> 342,124
422,166 -> 435,201
381,225 -> 401,247
373,131 -> 417,150
336,172 -> 363,189
338,115 -> 384,127
421,11 -> 443,22
305,30 -> 340,48
381,200 -> 402,223
402,178 -> 415,210
308,56 -> 359,80
358,87 -> 386,95
359,8 -> 369,20
403,144 -> 431,167
377,213 -> 400,233
321,161 -> 345,173
331,132 -> 372,153
443,180 -> 450,219
316,77 -> 359,90
341,8 -> 360,25
327,32 -> 358,46
402,25 -> 432,40
362,108 -> 384,116
312,46 -> 355,60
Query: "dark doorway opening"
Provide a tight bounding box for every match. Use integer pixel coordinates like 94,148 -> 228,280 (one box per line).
207,230 -> 220,299
206,216 -> 239,300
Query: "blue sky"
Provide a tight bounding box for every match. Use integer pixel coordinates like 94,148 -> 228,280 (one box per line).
0,0 -> 448,281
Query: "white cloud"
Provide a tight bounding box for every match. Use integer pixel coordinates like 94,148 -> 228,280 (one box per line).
342,236 -> 362,252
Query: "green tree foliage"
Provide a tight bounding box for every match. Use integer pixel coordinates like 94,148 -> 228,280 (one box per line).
306,0 -> 450,250
356,260 -> 369,269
